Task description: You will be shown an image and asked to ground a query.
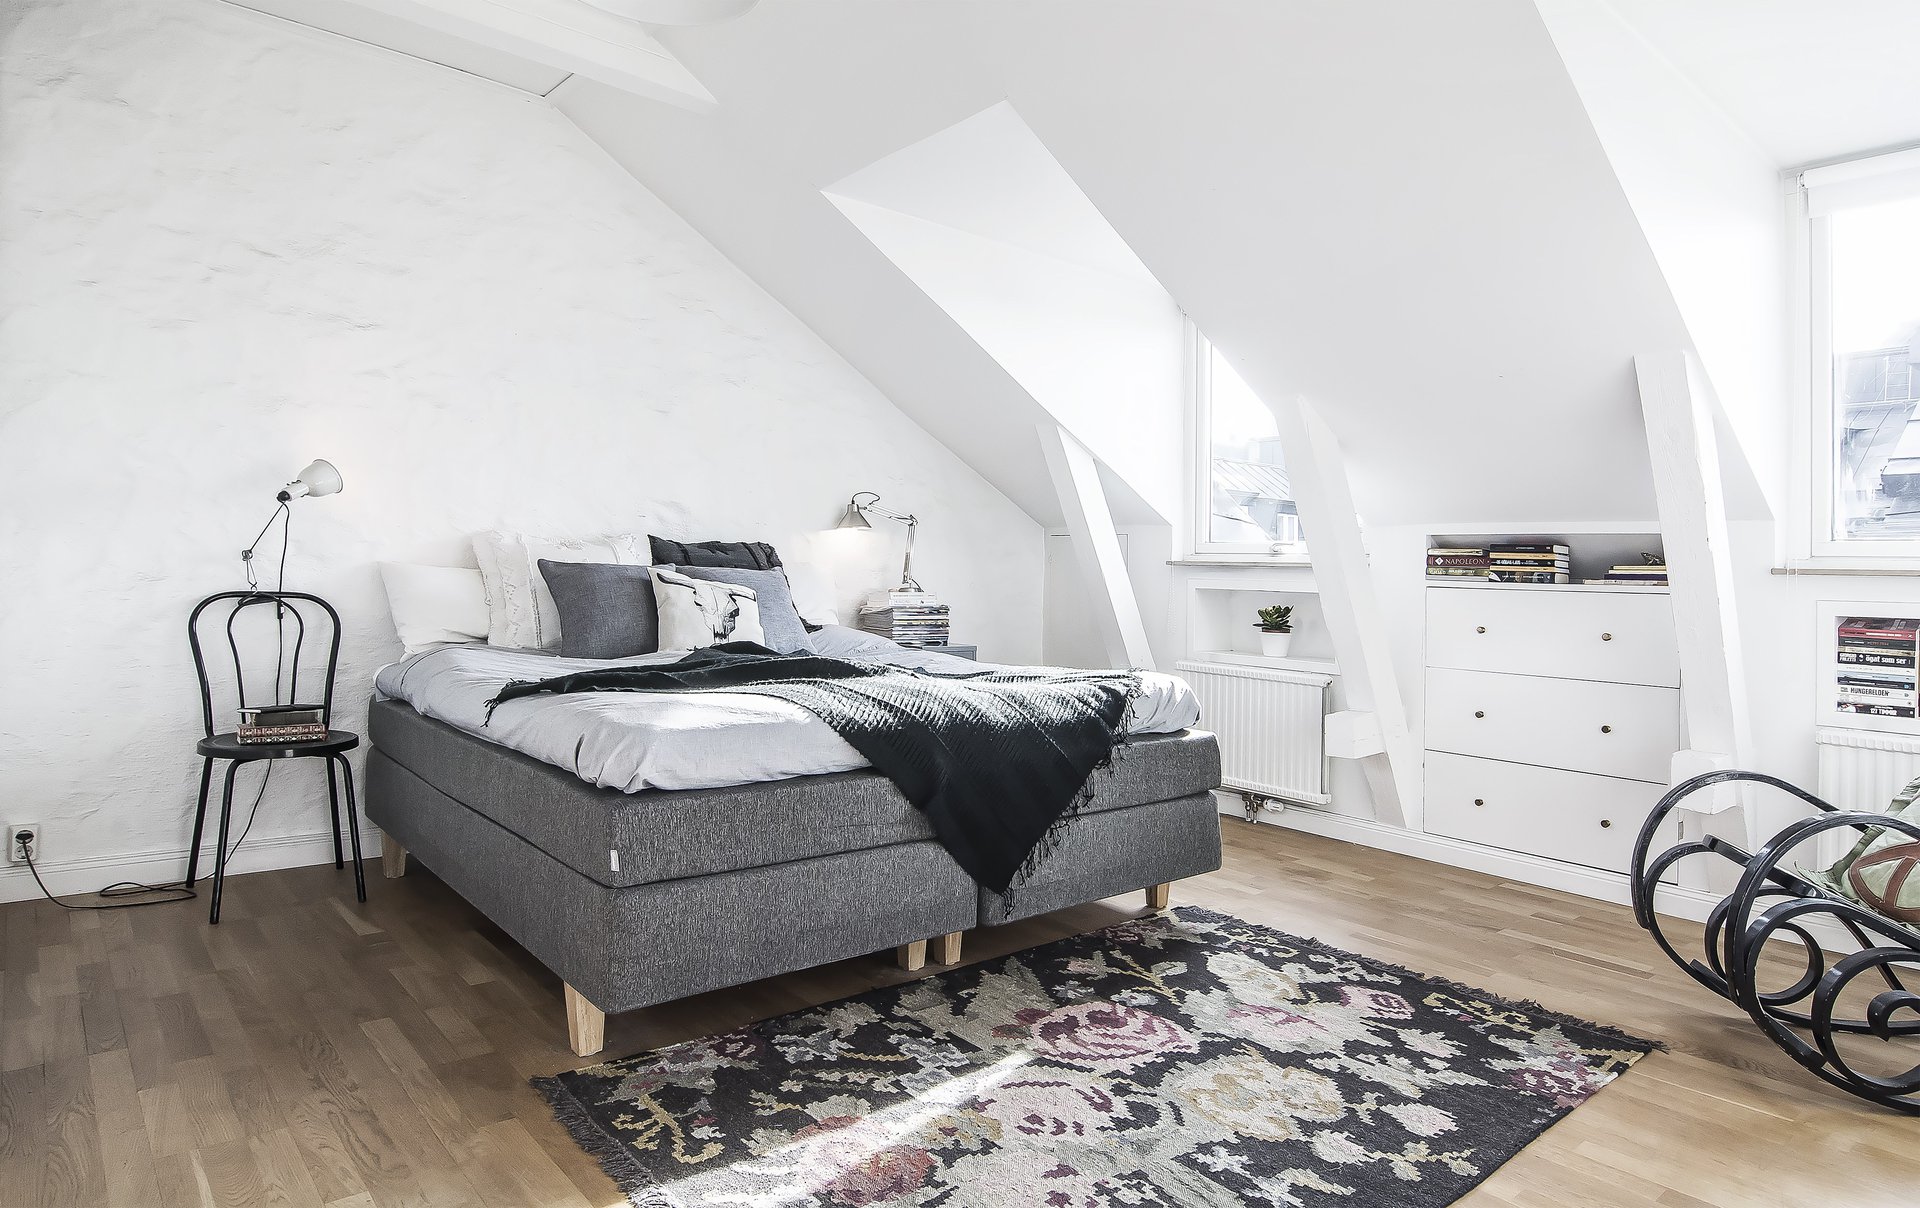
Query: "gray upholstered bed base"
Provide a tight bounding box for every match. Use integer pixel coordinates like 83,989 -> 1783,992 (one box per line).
364,698 -> 1222,1056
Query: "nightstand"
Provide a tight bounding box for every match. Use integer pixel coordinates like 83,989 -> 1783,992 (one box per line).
935,644 -> 978,660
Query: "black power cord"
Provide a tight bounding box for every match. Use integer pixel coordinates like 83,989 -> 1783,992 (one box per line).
18,832 -> 195,910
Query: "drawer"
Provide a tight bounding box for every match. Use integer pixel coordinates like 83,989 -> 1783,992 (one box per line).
1424,752 -> 1679,875
1426,588 -> 1678,687
1425,667 -> 1677,782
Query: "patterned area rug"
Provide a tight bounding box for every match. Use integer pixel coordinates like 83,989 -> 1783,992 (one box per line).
536,907 -> 1658,1207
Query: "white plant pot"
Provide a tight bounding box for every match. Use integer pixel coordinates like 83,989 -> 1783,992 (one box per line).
1258,630 -> 1293,658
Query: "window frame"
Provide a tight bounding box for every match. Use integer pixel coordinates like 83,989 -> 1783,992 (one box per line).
1796,148 -> 1920,566
1182,320 -> 1310,564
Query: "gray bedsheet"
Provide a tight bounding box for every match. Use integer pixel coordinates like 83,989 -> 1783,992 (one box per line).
372,626 -> 1201,794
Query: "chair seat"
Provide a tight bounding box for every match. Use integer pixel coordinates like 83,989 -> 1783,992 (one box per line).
198,729 -> 359,760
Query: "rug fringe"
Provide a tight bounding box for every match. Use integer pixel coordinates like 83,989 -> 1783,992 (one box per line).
532,1075 -> 674,1207
1168,905 -> 1669,1053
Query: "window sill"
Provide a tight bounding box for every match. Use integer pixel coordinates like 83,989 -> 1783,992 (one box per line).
1772,564 -> 1920,577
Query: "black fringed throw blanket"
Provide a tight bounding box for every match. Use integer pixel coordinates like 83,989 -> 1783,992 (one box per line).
487,644 -> 1141,893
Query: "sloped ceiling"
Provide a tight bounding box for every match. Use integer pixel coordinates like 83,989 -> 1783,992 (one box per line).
1601,0 -> 1920,167
562,0 -> 1699,526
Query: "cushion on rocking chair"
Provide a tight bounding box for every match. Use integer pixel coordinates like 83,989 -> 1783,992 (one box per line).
1805,773 -> 1920,923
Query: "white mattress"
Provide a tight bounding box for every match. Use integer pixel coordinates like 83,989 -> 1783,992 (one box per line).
371,626 -> 1201,794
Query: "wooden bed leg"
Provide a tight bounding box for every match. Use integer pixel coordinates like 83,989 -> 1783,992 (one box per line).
932,931 -> 963,965
895,940 -> 928,972
565,984 -> 605,1058
1146,882 -> 1172,911
382,834 -> 408,879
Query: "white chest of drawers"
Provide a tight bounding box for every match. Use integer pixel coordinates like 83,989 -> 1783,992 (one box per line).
1422,585 -> 1683,875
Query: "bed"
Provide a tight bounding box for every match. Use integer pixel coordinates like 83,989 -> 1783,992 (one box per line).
364,626 -> 1223,1056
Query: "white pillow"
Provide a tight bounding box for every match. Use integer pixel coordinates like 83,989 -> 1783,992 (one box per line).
471,531 -> 646,651
781,560 -> 841,627
378,563 -> 490,653
650,566 -> 765,651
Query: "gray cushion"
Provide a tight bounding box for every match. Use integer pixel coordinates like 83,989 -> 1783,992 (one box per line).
671,565 -> 815,654
367,698 -> 1221,887
536,560 -> 658,659
648,535 -> 783,570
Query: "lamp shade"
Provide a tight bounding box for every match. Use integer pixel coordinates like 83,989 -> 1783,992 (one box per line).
281,459 -> 343,501
836,500 -> 872,529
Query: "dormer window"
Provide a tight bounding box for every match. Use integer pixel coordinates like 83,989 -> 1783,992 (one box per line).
1188,327 -> 1307,561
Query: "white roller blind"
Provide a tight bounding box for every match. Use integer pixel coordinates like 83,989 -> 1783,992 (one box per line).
1803,147 -> 1920,216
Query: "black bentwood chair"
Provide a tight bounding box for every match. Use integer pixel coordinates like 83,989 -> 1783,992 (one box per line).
188,591 -> 365,924
1630,771 -> 1920,1113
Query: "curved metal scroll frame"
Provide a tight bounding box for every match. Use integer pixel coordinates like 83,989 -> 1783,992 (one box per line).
1629,771 -> 1920,1113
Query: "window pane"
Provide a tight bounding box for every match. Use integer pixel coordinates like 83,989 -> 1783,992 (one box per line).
1831,194 -> 1920,541
1207,347 -> 1301,547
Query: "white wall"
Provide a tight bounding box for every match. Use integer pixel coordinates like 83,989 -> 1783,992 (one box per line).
0,0 -> 1042,896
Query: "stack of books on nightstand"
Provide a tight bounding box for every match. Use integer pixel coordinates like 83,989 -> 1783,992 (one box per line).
858,589 -> 951,647
1485,543 -> 1570,584
1426,546 -> 1489,581
236,704 -> 328,744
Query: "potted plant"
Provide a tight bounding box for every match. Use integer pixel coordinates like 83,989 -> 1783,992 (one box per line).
1255,604 -> 1294,657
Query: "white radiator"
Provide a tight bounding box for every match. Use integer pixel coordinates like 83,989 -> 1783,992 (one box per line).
1814,727 -> 1920,865
1175,659 -> 1332,805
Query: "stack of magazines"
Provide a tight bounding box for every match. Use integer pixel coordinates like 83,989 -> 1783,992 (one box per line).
236,703 -> 328,744
858,589 -> 951,647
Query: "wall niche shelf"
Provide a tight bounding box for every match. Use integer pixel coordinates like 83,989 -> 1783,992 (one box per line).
1425,530 -> 1666,592
1426,580 -> 1670,595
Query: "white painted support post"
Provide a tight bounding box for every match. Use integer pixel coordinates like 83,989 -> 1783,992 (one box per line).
1634,351 -> 1756,855
1265,394 -> 1419,829
1037,424 -> 1155,668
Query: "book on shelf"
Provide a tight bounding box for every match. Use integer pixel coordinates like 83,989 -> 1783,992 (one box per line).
1838,618 -> 1920,641
1839,649 -> 1917,667
1426,554 -> 1490,568
1487,543 -> 1570,555
1425,567 -> 1489,579
1427,547 -> 1486,556
1486,569 -> 1571,584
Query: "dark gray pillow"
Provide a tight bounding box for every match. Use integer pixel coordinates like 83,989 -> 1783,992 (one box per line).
671,565 -> 814,654
648,535 -> 783,570
536,560 -> 659,660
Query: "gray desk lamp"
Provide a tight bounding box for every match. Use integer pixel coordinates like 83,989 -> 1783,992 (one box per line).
837,491 -> 923,591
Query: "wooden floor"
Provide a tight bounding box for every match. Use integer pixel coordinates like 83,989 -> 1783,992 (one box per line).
2,819 -> 1915,1208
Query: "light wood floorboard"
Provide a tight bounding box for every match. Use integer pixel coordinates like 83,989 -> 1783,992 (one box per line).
1,818 -> 1913,1206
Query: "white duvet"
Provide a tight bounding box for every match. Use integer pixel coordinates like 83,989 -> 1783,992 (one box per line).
372,626 -> 1202,794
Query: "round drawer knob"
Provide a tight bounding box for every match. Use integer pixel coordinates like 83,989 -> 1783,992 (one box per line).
1474,710 -> 1486,719
1601,632 -> 1613,642
1600,819 -> 1613,829
1476,626 -> 1487,634
1600,724 -> 1613,734
1473,798 -> 1485,807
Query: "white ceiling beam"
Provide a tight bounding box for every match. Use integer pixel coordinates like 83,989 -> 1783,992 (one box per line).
229,0 -> 716,108
1038,424 -> 1155,669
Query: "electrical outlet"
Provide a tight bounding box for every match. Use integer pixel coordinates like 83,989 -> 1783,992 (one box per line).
6,823 -> 42,865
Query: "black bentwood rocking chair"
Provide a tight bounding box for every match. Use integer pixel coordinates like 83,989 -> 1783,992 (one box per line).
1630,770 -> 1920,1112
188,591 -> 365,924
